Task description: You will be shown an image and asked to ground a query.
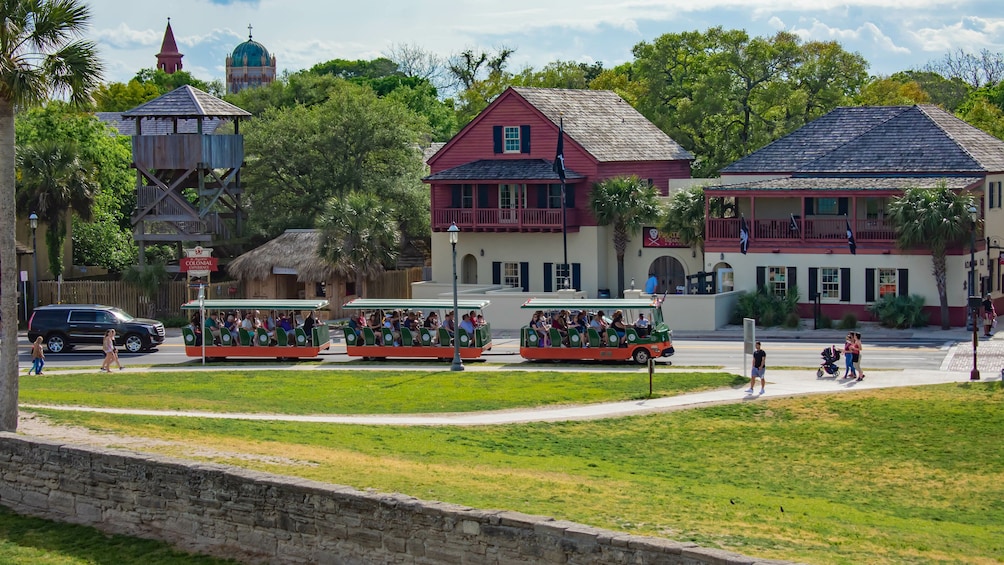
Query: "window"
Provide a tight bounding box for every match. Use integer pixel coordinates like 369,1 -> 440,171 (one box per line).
554,264 -> 570,289
503,261 -> 521,288
878,268 -> 897,298
315,281 -> 326,297
548,184 -> 563,208
503,126 -> 520,153
865,197 -> 887,220
820,267 -> 840,299
816,198 -> 838,215
768,266 -> 787,297
461,184 -> 473,209
345,281 -> 356,297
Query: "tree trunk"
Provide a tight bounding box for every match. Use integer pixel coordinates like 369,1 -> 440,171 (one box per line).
932,253 -> 950,329
0,99 -> 19,431
614,225 -> 628,298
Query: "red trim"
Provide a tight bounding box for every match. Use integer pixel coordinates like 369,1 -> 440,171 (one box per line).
345,344 -> 488,359
520,340 -> 671,362
185,343 -> 330,359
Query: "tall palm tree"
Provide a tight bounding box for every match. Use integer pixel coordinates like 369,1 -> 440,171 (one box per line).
16,139 -> 98,277
886,183 -> 975,329
317,192 -> 401,296
0,0 -> 102,431
664,185 -> 707,258
588,175 -> 662,297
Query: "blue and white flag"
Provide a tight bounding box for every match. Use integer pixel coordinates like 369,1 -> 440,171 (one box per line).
846,218 -> 856,255
740,216 -> 750,255
553,118 -> 566,182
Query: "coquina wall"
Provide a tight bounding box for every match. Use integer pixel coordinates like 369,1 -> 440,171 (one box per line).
0,434 -> 793,564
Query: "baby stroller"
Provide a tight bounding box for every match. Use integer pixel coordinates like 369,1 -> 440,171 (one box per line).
816,345 -> 841,378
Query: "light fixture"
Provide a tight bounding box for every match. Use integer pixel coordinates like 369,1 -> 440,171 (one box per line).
638,249 -> 642,257
479,248 -> 484,257
447,223 -> 463,372
968,205 -> 979,381
719,253 -> 724,260
29,212 -> 39,309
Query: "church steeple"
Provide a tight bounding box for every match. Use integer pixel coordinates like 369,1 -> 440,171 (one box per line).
156,18 -> 183,74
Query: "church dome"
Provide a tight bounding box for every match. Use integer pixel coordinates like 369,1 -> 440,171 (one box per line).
231,37 -> 271,67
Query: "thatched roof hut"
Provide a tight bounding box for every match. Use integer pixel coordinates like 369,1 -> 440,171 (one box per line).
228,229 -> 343,282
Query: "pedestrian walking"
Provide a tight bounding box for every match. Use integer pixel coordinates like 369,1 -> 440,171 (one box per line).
746,341 -> 766,394
843,332 -> 858,379
100,329 -> 123,372
982,294 -> 996,337
28,336 -> 45,375
853,332 -> 865,381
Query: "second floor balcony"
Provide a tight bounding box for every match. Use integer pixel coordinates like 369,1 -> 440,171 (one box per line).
433,206 -> 577,232
707,217 -> 896,244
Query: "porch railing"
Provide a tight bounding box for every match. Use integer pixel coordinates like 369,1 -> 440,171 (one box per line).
707,217 -> 897,243
434,207 -> 565,230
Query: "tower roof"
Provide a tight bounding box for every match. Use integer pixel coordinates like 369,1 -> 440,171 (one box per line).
123,85 -> 251,119
156,19 -> 183,73
231,25 -> 272,67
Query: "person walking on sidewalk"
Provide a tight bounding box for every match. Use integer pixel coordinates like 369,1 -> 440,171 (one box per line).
853,332 -> 865,381
842,332 -> 857,379
28,336 -> 45,375
982,294 -> 996,337
746,341 -> 766,394
100,329 -> 123,372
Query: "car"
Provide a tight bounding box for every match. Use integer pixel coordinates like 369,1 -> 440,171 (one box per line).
27,304 -> 166,354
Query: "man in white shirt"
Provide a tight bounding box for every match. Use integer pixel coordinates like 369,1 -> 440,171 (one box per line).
635,313 -> 651,337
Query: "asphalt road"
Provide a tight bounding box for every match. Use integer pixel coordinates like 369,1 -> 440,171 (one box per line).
16,334 -> 955,372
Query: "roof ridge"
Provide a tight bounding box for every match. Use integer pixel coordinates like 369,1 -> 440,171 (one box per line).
186,85 -> 207,116
795,106 -> 913,172
916,105 -> 985,172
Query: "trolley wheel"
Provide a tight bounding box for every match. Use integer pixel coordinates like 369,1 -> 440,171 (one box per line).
816,367 -> 824,378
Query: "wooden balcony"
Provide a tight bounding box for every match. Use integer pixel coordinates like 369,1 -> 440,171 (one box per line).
433,207 -> 573,232
707,217 -> 897,245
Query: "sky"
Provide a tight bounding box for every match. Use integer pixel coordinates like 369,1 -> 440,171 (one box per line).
87,0 -> 1004,86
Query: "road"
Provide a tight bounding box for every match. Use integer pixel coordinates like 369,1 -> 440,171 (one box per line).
16,334 -> 955,372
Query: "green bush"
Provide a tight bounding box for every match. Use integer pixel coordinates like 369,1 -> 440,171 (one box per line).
839,312 -> 858,329
818,315 -> 833,329
783,312 -> 801,328
866,294 -> 928,328
734,284 -> 801,327
159,316 -> 190,328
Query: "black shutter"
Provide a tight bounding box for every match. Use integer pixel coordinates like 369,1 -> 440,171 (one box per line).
787,267 -> 797,297
840,268 -> 851,302
991,185 -> 996,209
477,185 -> 489,208
865,268 -> 875,302
543,263 -> 553,292
898,269 -> 909,296
565,185 -> 575,208
804,198 -> 814,215
808,267 -> 818,300
451,186 -> 461,208
757,266 -> 766,291
538,186 -> 547,208
493,126 -> 502,154
520,125 -> 530,153
572,263 -> 581,290
838,198 -> 849,216
492,262 -> 501,285
520,262 -> 530,292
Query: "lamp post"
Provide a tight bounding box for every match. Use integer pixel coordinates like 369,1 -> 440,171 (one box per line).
29,212 -> 38,309
969,204 -> 980,381
448,223 -> 464,371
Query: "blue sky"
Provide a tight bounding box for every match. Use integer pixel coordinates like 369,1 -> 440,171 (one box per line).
88,0 -> 1004,86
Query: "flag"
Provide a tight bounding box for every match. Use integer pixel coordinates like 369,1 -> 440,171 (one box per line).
739,216 -> 749,255
846,218 -> 856,255
790,213 -> 799,232
553,118 -> 566,182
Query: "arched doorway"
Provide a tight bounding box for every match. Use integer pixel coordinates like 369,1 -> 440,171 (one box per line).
712,261 -> 734,293
461,254 -> 478,284
647,256 -> 686,294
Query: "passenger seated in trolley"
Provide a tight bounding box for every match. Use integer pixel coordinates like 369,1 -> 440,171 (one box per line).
550,310 -> 570,346
610,310 -> 632,346
635,312 -> 651,337
590,310 -> 609,346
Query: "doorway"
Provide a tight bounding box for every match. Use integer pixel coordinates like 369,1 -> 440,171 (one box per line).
647,256 -> 686,294
461,254 -> 478,284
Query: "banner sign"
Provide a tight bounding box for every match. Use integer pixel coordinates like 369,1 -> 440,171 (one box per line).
642,227 -> 687,248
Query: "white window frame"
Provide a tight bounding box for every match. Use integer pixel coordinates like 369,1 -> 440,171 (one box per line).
878,268 -> 898,298
768,266 -> 787,297
503,261 -> 521,288
820,267 -> 840,300
503,126 -> 521,153
555,264 -> 570,290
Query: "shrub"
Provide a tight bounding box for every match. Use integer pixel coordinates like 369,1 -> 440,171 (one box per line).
866,294 -> 928,328
818,315 -> 833,329
159,316 -> 190,328
839,312 -> 858,329
784,312 -> 801,328
734,284 -> 801,327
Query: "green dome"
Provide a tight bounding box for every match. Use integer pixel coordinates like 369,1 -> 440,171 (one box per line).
231,39 -> 271,67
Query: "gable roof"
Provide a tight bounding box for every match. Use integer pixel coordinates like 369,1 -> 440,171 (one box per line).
721,105 -> 1004,175
122,85 -> 251,120
511,87 -> 693,162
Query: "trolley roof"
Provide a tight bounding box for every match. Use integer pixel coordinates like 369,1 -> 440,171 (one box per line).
181,299 -> 330,311
520,298 -> 663,310
343,298 -> 490,310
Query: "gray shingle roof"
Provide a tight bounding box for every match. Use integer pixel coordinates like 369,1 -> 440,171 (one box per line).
511,87 -> 693,162
96,112 -> 225,136
121,85 -> 251,119
705,176 -> 983,193
423,159 -> 584,182
721,105 -> 1004,175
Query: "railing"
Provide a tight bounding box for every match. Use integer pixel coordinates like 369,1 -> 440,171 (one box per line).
434,207 -> 564,230
707,217 -> 898,244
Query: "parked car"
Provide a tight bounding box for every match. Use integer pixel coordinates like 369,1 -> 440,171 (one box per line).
27,304 -> 166,353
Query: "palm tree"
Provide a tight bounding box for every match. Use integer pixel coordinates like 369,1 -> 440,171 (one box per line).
664,185 -> 707,258
0,0 -> 102,431
886,183 -> 975,329
317,192 -> 401,296
588,176 -> 662,297
16,140 -> 99,278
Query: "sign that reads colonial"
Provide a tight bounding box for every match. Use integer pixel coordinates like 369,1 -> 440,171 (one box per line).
181,247 -> 217,277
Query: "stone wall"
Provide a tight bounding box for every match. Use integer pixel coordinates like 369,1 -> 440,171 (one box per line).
0,434 -> 792,564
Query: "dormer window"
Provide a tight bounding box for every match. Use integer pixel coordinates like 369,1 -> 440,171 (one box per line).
503,126 -> 521,153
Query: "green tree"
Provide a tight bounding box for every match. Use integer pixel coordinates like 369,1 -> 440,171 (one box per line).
122,262 -> 169,317
663,186 -> 708,257
886,184 -> 975,329
588,176 -> 661,298
891,70 -> 970,111
854,77 -> 929,106
16,140 -> 99,277
92,79 -> 160,111
0,0 -> 102,431
317,192 -> 401,296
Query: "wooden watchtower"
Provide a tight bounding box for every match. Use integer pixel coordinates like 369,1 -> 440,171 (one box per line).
122,85 -> 252,264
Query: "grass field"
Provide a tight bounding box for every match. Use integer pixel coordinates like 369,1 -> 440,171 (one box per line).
14,370 -> 1004,564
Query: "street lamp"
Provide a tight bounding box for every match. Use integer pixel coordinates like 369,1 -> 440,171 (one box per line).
969,204 -> 980,381
448,223 -> 464,372
29,212 -> 38,309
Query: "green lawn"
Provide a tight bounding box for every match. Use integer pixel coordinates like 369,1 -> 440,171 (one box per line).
23,380 -> 1004,565
19,369 -> 744,413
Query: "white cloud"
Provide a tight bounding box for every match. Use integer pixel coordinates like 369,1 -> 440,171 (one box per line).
909,16 -> 1004,53
789,18 -> 910,54
92,23 -> 160,48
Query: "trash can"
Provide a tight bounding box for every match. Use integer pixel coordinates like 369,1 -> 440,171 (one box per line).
598,289 -> 611,299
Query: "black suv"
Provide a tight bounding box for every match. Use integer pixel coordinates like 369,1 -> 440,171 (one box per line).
27,304 -> 166,353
